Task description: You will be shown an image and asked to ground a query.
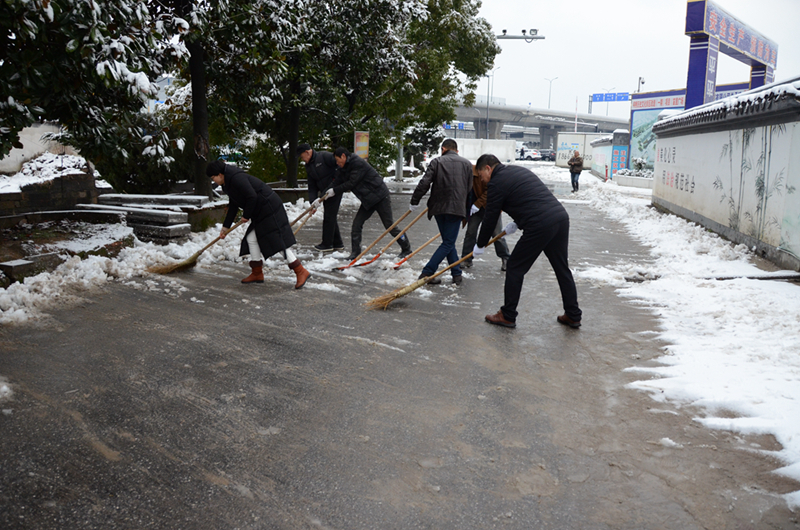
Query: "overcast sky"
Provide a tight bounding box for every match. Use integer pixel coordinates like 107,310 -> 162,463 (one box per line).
476,0 -> 800,120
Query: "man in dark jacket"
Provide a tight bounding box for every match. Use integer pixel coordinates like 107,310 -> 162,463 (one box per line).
329,147 -> 412,261
474,154 -> 581,329
568,150 -> 584,192
409,139 -> 472,285
206,160 -> 310,289
297,143 -> 345,252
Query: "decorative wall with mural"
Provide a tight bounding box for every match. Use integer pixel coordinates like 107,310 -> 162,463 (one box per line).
652,77 -> 800,270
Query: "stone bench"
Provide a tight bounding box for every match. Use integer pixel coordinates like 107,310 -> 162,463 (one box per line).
98,194 -> 210,208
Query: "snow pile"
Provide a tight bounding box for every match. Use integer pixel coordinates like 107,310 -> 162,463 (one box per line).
0,152 -> 99,193
579,180 -> 800,508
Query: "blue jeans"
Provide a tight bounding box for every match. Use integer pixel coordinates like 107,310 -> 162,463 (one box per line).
422,214 -> 462,277
570,172 -> 580,190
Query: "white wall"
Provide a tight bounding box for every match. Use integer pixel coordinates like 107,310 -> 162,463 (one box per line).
445,139 -> 516,164
654,123 -> 800,262
555,133 -> 606,169
0,123 -> 76,174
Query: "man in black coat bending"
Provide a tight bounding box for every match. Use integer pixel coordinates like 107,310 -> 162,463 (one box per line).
328,147 -> 412,261
474,154 -> 582,329
297,143 -> 345,252
206,161 -> 310,289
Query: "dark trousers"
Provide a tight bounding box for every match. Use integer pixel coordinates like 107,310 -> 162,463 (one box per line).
422,214 -> 462,277
501,218 -> 581,323
461,209 -> 511,260
321,193 -> 343,247
351,196 -> 410,252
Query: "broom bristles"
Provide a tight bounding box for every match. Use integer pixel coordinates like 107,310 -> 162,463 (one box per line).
365,277 -> 429,310
146,249 -> 202,275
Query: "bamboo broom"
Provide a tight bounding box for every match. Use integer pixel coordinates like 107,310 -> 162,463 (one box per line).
365,231 -> 507,310
334,208 -> 416,271
147,218 -> 247,275
293,207 -> 316,235
347,207 -> 429,268
393,232 -> 440,269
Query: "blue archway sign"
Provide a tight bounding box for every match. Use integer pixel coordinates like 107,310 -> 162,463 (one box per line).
685,0 -> 777,109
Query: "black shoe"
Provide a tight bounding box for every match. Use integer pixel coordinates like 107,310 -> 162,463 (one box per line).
314,243 -> 334,252
418,273 -> 441,285
452,275 -> 463,286
333,244 -> 345,252
398,248 -> 413,259
347,251 -> 360,261
462,259 -> 473,269
501,258 -> 508,271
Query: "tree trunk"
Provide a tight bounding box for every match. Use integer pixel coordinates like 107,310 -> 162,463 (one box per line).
286,105 -> 301,188
188,40 -> 212,199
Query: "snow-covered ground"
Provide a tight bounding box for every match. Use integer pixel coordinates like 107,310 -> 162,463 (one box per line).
1,161 -> 799,508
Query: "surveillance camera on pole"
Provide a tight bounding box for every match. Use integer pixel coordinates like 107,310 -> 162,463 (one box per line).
496,28 -> 544,41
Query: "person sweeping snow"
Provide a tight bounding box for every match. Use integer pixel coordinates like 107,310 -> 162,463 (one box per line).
206,161 -> 310,289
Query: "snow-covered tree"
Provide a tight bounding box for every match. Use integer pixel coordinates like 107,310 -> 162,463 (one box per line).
149,0 -> 301,196
0,0 -> 186,163
256,0 -> 499,185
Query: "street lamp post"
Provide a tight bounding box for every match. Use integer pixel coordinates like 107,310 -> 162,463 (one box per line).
637,76 -> 646,92
485,67 -> 500,139
602,86 -> 615,116
544,77 -> 558,109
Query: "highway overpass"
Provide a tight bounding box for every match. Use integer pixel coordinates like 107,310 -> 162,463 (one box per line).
455,99 -> 630,148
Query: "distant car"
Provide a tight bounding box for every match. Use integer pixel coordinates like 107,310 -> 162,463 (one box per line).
518,148 -> 540,161
538,149 -> 556,161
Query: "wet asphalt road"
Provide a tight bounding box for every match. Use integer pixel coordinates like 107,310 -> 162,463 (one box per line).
1,178 -> 798,529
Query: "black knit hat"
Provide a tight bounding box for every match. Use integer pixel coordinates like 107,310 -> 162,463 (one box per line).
295,143 -> 312,156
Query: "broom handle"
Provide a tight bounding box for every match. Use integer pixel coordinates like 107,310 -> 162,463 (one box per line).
198,218 -> 247,254
347,208 -> 414,265
293,208 -> 316,235
291,193 -> 330,226
428,231 -> 507,281
394,232 -> 440,268
375,207 -> 428,254
290,204 -> 315,226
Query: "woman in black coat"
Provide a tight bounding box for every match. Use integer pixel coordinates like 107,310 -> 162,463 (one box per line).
206,161 -> 310,288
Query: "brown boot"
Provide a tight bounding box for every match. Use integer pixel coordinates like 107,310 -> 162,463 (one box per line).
288,260 -> 310,289
241,260 -> 264,284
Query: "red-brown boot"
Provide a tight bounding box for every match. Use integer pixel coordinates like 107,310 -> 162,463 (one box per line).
288,260 -> 310,289
241,260 -> 264,284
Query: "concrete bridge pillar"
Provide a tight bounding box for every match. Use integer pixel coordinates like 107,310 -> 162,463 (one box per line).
473,119 -> 504,140
538,125 -> 562,150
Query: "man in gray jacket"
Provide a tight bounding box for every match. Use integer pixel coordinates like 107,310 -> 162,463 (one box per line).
409,139 -> 473,285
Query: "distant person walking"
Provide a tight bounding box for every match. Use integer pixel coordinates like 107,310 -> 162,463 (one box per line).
329,147 -> 412,261
409,139 -> 472,285
473,154 -> 582,329
297,143 -> 345,252
461,163 -> 511,271
568,150 -> 584,192
206,161 -> 310,289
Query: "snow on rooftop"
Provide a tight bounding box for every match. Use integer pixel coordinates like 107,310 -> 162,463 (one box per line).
658,75 -> 800,127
